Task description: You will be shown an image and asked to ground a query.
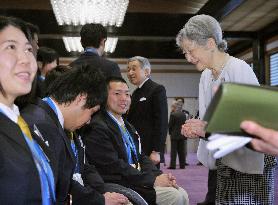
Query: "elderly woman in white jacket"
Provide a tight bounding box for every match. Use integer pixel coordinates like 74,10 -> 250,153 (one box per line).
177,14 -> 276,205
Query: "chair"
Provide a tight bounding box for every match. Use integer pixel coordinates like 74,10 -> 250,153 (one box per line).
104,183 -> 148,205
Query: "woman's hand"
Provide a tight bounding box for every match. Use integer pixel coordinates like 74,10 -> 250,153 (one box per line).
181,119 -> 207,138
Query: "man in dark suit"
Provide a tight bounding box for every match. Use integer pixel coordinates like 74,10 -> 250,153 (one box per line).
168,101 -> 188,169
70,23 -> 122,79
22,65 -> 128,205
126,56 -> 168,167
83,77 -> 189,205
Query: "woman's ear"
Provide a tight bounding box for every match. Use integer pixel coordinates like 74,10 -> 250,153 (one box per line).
207,38 -> 216,50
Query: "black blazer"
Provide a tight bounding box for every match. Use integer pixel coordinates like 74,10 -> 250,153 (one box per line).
168,111 -> 188,140
83,111 -> 162,204
70,132 -> 105,205
127,79 -> 168,155
22,99 -> 105,205
36,76 -> 46,98
69,52 -> 122,78
21,99 -> 76,204
0,113 -> 55,204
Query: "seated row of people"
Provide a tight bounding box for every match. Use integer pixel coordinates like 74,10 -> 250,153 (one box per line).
0,15 -> 189,205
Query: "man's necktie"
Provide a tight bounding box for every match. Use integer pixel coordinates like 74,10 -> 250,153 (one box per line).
17,115 -> 33,141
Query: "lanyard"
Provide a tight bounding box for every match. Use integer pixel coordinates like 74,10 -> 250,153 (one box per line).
42,97 -> 58,116
70,138 -> 80,174
0,109 -> 55,204
107,112 -> 138,164
24,135 -> 56,204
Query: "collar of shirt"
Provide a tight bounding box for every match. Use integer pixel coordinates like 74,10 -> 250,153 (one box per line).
48,97 -> 65,129
84,47 -> 99,56
0,102 -> 20,123
138,78 -> 149,88
107,111 -> 124,127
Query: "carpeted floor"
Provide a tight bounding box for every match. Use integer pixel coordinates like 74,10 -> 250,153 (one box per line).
161,153 -> 278,205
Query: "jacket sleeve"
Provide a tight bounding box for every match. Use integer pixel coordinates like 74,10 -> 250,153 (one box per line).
168,113 -> 174,136
139,153 -> 162,177
70,180 -> 105,205
150,85 -> 168,151
83,163 -> 105,194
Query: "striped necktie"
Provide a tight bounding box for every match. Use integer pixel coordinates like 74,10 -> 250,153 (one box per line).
17,115 -> 33,141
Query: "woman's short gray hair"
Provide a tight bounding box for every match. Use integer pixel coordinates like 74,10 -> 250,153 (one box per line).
176,14 -> 227,52
127,56 -> 151,71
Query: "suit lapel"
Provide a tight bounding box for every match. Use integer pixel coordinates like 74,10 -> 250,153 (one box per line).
31,128 -> 58,180
0,113 -> 58,183
35,99 -> 60,127
129,79 -> 152,114
58,126 -> 76,162
130,88 -> 141,111
104,112 -> 129,162
0,113 -> 32,155
34,99 -> 75,162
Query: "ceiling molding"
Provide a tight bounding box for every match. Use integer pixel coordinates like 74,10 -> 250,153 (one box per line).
198,0 -> 246,20
259,20 -> 278,40
228,40 -> 252,56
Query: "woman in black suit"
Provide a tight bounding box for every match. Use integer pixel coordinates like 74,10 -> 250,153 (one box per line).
0,16 -> 55,204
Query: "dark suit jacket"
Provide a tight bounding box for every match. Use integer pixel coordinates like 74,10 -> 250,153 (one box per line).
21,99 -> 75,204
36,76 -> 46,98
83,111 -> 162,204
168,111 -> 188,140
21,98 -> 105,205
127,79 -> 168,155
70,52 -> 122,78
0,113 -> 55,204
70,132 -> 106,205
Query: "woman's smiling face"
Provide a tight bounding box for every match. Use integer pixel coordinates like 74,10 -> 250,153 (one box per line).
0,25 -> 37,101
180,38 -> 212,71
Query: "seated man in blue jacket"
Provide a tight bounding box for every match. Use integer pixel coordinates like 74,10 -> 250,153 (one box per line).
82,77 -> 189,205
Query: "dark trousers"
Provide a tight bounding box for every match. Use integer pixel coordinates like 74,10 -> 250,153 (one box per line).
169,139 -> 186,168
205,169 -> 217,203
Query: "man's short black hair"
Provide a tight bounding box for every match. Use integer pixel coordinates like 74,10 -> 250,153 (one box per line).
80,23 -> 107,48
45,65 -> 71,95
106,76 -> 128,89
175,97 -> 184,104
37,47 -> 59,65
48,64 -> 107,109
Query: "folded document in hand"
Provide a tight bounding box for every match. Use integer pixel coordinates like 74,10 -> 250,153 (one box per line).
207,134 -> 252,159
204,83 -> 278,136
